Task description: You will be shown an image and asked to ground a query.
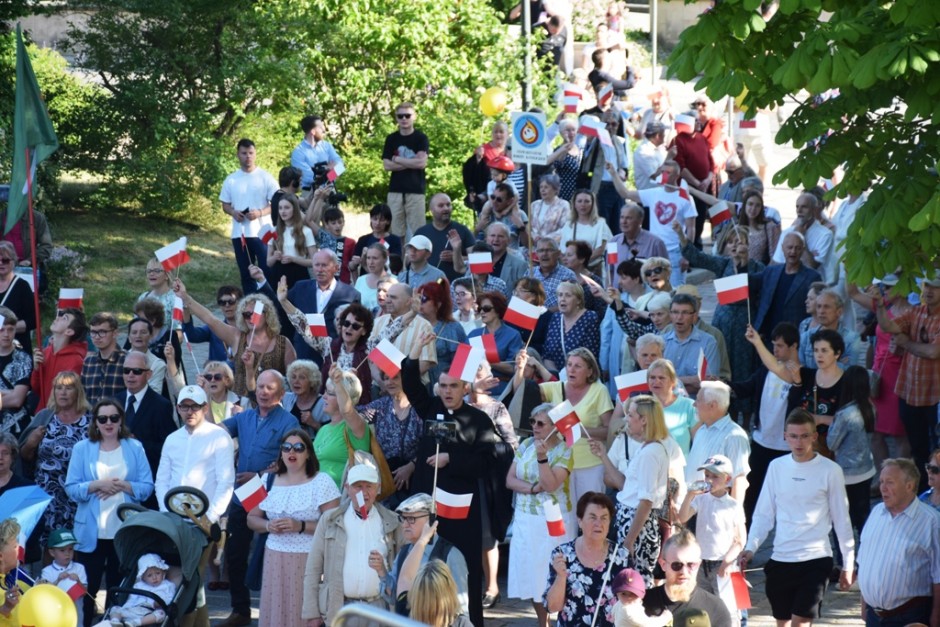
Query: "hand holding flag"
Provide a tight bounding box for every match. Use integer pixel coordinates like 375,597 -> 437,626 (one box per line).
548,401 -> 582,447
714,273 -> 749,305
448,344 -> 487,383
306,313 -> 328,337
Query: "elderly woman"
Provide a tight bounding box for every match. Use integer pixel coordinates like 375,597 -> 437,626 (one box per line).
546,119 -> 583,202
451,278 -> 481,335
464,121 -> 509,213
19,371 -> 91,545
541,282 -> 600,373
0,308 -> 31,437
418,279 -> 467,386
281,360 -> 323,436
176,279 -> 296,396
66,398 -> 154,627
591,395 -> 672,585
559,190 -> 613,272
544,493 -> 630,627
138,258 -> 177,331
507,403 -> 574,627
0,242 -> 36,353
197,361 -> 242,424
921,448 -> 940,512
313,366 -> 372,489
529,173 -> 571,244
468,292 -> 523,396
354,243 -> 394,315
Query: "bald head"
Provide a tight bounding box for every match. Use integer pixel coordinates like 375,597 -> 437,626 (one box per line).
429,193 -> 453,225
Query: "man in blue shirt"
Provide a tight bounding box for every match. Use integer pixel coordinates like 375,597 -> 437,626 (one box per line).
662,293 -> 720,396
218,370 -> 298,627
291,115 -> 344,192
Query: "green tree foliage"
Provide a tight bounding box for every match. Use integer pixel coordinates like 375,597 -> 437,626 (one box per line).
668,0 -> 940,287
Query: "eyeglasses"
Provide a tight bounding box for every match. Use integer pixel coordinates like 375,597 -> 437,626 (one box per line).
397,513 -> 429,525
281,442 -> 306,453
493,196 -> 507,203
477,305 -> 494,313
95,414 -> 121,424
89,329 -> 114,337
531,420 -> 549,427
341,320 -> 363,331
146,268 -> 164,275
926,464 -> 940,475
668,561 -> 700,572
176,404 -> 203,413
644,267 -> 665,277
0,258 -> 13,264
123,367 -> 149,375
204,373 -> 224,382
217,298 -> 238,306
396,113 -> 412,120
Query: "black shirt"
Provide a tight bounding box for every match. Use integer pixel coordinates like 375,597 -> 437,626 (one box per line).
382,130 -> 430,194
642,585 -> 733,626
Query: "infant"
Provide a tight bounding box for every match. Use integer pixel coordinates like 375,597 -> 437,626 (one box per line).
109,554 -> 176,627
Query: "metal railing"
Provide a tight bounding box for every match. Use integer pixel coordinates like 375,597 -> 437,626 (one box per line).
333,603 -> 429,627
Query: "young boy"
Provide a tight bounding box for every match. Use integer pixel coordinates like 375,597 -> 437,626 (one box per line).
40,528 -> 87,627
678,454 -> 745,625
109,553 -> 176,627
611,567 -> 672,627
30,307 -> 88,408
352,204 -> 403,270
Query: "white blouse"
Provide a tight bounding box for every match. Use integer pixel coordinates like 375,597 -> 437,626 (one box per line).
260,473 -> 340,552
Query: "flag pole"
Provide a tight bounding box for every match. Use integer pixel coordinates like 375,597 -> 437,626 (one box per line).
747,295 -> 751,327
183,332 -> 201,376
25,149 -> 42,400
526,163 -> 533,274
589,546 -> 616,627
431,440 -> 441,516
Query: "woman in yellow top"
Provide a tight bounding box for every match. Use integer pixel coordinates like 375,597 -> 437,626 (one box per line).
514,347 -> 613,505
0,518 -> 24,626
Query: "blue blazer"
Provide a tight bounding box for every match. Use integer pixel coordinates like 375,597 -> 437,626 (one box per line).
279,279 -> 361,364
750,264 -> 821,336
64,438 -> 154,552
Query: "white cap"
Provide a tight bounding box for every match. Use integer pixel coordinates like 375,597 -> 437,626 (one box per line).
178,385 -> 207,405
346,464 -> 379,485
137,553 -> 169,580
697,454 -> 733,476
406,235 -> 433,253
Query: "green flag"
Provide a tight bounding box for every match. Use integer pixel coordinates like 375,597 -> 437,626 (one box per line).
7,24 -> 59,235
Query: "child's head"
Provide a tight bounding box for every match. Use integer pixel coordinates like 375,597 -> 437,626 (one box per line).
612,568 -> 645,605
323,207 -> 345,237
697,455 -> 733,496
47,528 -> 77,567
137,553 -> 170,586
486,154 -> 515,183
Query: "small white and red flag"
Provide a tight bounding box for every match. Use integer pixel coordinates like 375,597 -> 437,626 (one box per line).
250,300 -> 264,327
543,499 -> 566,537
675,114 -> 696,134
155,237 -> 191,272
738,118 -> 757,130
354,490 -> 368,518
563,84 -> 582,113
697,348 -> 708,382
468,252 -> 494,275
58,288 -> 83,310
172,296 -> 184,326
503,296 -> 545,331
597,83 -> 614,107
448,344 -> 488,384
64,579 -> 86,602
615,370 -> 649,403
369,339 -> 406,378
234,474 -> 268,511
714,273 -> 750,306
307,313 -> 328,337
708,202 -> 733,227
549,401 -> 582,447
577,115 -> 605,139
434,488 -> 473,519
327,163 -> 346,182
259,223 -> 277,245
606,242 -> 619,266
470,334 -> 499,364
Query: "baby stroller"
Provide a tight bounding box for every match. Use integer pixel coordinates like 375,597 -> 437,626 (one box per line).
103,487 -> 221,626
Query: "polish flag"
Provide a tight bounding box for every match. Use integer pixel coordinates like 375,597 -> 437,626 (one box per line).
369,339 -> 406,378
65,580 -> 86,602
327,162 -> 346,182
259,223 -> 277,245
708,202 -> 733,227
577,115 -> 605,139
563,84 -> 582,113
543,499 -> 566,537
468,252 -> 494,275
597,83 -> 614,107
307,313 -> 328,337
434,488 -> 473,519
606,242 -> 619,266
731,571 -> 752,609
503,296 -> 545,331
470,334 -> 499,364
234,474 -> 268,511
698,348 -> 708,382
549,401 -> 582,447
615,370 -> 649,402
448,344 -> 487,383
354,491 -> 368,518
675,114 -> 696,134
58,288 -> 83,310
714,273 -> 750,305
155,237 -> 191,272
172,297 -> 184,326
250,300 -> 264,327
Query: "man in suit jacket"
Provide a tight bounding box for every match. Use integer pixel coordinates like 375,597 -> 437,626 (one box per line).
116,351 -> 177,495
750,231 -> 822,338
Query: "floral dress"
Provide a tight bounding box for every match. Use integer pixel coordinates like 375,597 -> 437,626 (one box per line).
531,197 -> 572,246
0,349 -> 31,436
35,414 -> 90,544
543,540 -> 630,627
357,396 -> 423,471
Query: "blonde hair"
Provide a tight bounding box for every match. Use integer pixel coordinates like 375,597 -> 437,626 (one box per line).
557,281 -> 585,310
715,225 -> 749,257
408,560 -> 461,627
326,368 -> 362,405
566,347 -> 601,384
647,358 -> 677,385
630,395 -> 669,442
235,293 -> 281,335
48,371 -> 91,413
203,361 -> 235,389
569,190 -> 600,225
0,519 -> 20,548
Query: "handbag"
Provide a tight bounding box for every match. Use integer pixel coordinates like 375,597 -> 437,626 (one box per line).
244,472 -> 277,591
344,426 -> 396,502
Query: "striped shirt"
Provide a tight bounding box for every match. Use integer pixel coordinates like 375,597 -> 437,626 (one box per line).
893,304 -> 940,406
857,498 -> 940,611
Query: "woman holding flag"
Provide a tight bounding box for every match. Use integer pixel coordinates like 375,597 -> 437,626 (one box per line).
137,258 -> 177,331
506,402 -> 574,627
467,292 -> 522,396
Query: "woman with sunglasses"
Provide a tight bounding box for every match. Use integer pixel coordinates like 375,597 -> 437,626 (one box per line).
920,448 -> 940,512
417,279 -> 467,387
197,361 -> 242,424
247,429 -> 340,627
451,278 -> 482,336
468,292 -> 522,396
506,403 -> 574,627
602,256 -> 675,341
590,395 -> 672,585
65,398 -> 153,626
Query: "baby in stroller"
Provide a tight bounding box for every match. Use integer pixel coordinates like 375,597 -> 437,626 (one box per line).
108,554 -> 176,627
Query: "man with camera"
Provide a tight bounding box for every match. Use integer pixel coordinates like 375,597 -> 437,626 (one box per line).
291,115 -> 345,195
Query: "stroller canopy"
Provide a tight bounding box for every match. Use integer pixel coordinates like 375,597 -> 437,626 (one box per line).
113,511 -> 208,579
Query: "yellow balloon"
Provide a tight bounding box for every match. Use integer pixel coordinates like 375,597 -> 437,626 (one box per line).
479,87 -> 508,117
19,584 -> 78,627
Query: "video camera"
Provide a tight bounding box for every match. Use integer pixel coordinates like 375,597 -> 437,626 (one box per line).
425,414 -> 458,443
312,162 -> 348,205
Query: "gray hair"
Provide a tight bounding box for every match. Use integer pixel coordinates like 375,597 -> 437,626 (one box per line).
315,248 -> 340,266
740,177 -> 763,194
0,433 -> 18,463
622,202 -> 644,220
287,359 -> 322,391
530,402 -> 555,423
326,368 -> 363,405
698,380 -> 731,413
817,288 -> 844,310
539,173 -> 562,191
485,222 -> 511,238
636,333 -> 665,354
558,119 -> 577,133
646,292 -> 672,313
881,458 -> 920,487
725,155 -> 743,170
537,237 -> 560,252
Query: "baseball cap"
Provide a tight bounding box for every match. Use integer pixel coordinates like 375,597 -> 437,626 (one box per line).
612,568 -> 646,599
698,454 -> 733,476
644,121 -> 666,137
48,528 -> 77,548
922,269 -> 940,288
177,385 -> 207,405
406,235 -> 433,253
873,274 -> 899,287
396,493 -> 434,514
674,608 -> 710,627
347,464 -> 379,485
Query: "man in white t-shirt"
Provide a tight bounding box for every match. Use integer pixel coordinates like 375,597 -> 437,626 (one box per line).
219,138 -> 279,295
771,192 -> 834,282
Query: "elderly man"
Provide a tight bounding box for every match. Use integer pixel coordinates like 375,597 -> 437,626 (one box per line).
402,332 -> 510,627
771,192 -> 834,281
643,530 -> 732,623
218,370 -> 299,627
116,350 -> 176,480
673,284 -> 731,382
858,459 -> 940,627
750,232 -> 822,338
633,121 -> 668,192
414,193 -> 475,281
527,238 -> 578,311
396,234 -> 446,289
370,283 -> 436,383
473,183 -> 529,250
379,493 -> 469,617
716,155 -> 752,204
798,289 -> 861,368
303,464 -> 402,627
610,203 -> 668,263
662,294 -> 720,395
687,381 -> 750,500
484,222 -> 528,294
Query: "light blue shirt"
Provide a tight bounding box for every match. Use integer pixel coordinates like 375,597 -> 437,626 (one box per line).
291,139 -> 344,189
685,415 -> 750,484
222,406 -> 299,475
662,327 -> 720,380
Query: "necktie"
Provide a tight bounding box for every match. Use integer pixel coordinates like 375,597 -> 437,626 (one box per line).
126,394 -> 137,425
